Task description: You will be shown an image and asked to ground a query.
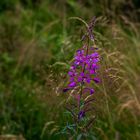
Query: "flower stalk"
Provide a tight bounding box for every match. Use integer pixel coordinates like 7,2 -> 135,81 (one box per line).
63,17 -> 100,136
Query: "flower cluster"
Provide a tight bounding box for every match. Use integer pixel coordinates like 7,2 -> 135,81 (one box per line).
63,17 -> 100,127
64,47 -> 100,95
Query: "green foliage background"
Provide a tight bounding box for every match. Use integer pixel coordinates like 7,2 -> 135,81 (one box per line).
0,0 -> 140,140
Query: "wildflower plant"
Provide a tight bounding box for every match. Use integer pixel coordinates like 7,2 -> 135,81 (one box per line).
62,17 -> 100,139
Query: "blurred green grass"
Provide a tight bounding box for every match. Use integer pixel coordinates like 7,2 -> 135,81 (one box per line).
0,0 -> 140,140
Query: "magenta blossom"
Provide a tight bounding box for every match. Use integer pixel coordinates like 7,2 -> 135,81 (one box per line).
64,48 -> 100,94
63,17 -> 100,124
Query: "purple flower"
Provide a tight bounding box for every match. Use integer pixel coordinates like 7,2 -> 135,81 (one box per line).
70,77 -> 74,82
77,72 -> 91,84
61,17 -> 103,134
78,110 -> 85,120
63,88 -> 70,93
93,77 -> 100,83
64,49 -> 100,93
68,71 -> 74,76
89,69 -> 95,74
83,88 -> 95,95
70,65 -> 76,70
63,17 -> 102,131
93,58 -> 100,63
63,17 -> 100,95
90,88 -> 95,94
69,81 -> 76,87
91,52 -> 99,57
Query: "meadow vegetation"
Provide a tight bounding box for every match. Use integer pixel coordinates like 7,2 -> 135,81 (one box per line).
0,0 -> 140,140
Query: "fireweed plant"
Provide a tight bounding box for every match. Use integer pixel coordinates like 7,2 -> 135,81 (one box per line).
62,17 -> 100,138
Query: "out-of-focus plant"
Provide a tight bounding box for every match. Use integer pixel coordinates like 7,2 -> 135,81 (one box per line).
61,17 -> 101,139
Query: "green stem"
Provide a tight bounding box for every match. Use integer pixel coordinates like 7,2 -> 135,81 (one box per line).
78,37 -> 90,115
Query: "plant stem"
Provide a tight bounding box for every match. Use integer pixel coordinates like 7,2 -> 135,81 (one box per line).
78,37 -> 90,116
